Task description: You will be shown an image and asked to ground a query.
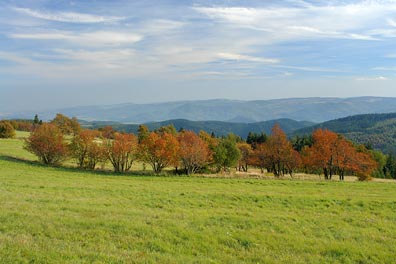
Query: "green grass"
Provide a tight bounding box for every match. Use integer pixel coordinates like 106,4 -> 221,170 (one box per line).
1,133 -> 396,263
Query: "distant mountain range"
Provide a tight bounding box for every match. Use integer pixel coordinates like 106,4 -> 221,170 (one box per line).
5,97 -> 396,123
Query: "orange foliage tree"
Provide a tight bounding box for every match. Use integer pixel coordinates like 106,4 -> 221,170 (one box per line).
70,129 -> 106,170
303,129 -> 377,180
100,126 -> 116,139
25,123 -> 68,165
106,133 -> 138,173
256,124 -> 300,177
178,130 -> 210,175
140,132 -> 180,174
237,142 -> 253,172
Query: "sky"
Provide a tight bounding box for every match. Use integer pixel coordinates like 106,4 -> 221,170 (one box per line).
1,0 -> 396,112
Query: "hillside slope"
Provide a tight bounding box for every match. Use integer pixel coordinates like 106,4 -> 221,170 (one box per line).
293,113 -> 396,153
85,118 -> 314,139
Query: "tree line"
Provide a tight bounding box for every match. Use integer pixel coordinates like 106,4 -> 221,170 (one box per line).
2,113 -> 393,180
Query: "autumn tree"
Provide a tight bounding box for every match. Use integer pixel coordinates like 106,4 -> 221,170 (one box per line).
199,130 -> 218,163
70,129 -> 106,170
178,130 -> 210,175
213,136 -> 241,172
302,129 -> 338,179
51,113 -> 81,135
100,126 -> 116,139
264,124 -> 299,177
0,120 -> 16,138
106,133 -> 138,173
251,143 -> 268,173
237,142 -> 253,172
303,129 -> 377,180
25,123 -> 68,165
10,120 -> 33,132
140,132 -> 180,174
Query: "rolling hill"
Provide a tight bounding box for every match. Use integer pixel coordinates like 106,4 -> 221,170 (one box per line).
6,97 -> 396,123
293,113 -> 396,153
83,118 -> 315,139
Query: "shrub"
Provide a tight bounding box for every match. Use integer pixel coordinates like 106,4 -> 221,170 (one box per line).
70,130 -> 106,170
25,123 -> 68,165
106,133 -> 138,173
0,120 -> 16,138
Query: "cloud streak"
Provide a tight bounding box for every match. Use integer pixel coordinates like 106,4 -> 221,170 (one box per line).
194,2 -> 396,41
217,52 -> 280,64
13,7 -> 125,23
355,76 -> 389,81
9,31 -> 143,46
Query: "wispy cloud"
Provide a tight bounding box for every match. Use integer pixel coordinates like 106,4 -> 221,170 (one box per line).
388,18 -> 396,27
194,2 -> 396,41
13,7 -> 125,23
217,52 -> 280,63
372,66 -> 396,71
355,76 -> 389,81
9,31 -> 143,46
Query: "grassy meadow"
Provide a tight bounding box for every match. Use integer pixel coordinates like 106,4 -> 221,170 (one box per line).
0,133 -> 396,263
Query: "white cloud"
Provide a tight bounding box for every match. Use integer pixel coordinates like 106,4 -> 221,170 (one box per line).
13,7 -> 125,23
355,76 -> 389,81
274,65 -> 342,73
138,19 -> 185,34
372,66 -> 396,71
388,18 -> 396,27
217,52 -> 280,63
194,2 -> 396,42
9,31 -> 143,46
53,49 -> 135,62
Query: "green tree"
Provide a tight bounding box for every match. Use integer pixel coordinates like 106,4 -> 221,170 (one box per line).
155,124 -> 177,135
213,136 -> 241,172
384,154 -> 396,179
51,113 -> 81,135
33,114 -> 40,125
137,125 -> 150,143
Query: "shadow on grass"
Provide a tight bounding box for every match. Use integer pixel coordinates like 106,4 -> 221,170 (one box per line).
0,155 -> 181,178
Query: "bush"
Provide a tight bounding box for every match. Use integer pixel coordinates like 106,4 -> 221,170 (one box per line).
70,130 -> 107,170
25,123 -> 68,165
0,120 -> 16,138
357,173 -> 373,181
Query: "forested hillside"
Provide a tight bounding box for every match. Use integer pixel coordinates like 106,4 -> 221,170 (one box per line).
82,118 -> 314,139
294,113 -> 396,153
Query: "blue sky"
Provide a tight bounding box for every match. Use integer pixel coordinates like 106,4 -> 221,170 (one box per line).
1,0 -> 396,112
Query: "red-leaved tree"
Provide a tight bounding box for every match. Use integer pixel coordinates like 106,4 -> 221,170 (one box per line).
25,123 -> 68,165
106,133 -> 138,173
178,130 -> 210,175
140,132 -> 180,174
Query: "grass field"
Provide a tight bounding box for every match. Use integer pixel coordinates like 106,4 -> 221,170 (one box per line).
1,133 -> 396,263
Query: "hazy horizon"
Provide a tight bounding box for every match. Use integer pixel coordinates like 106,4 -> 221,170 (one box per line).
2,1 -> 396,111
3,95 -> 396,114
